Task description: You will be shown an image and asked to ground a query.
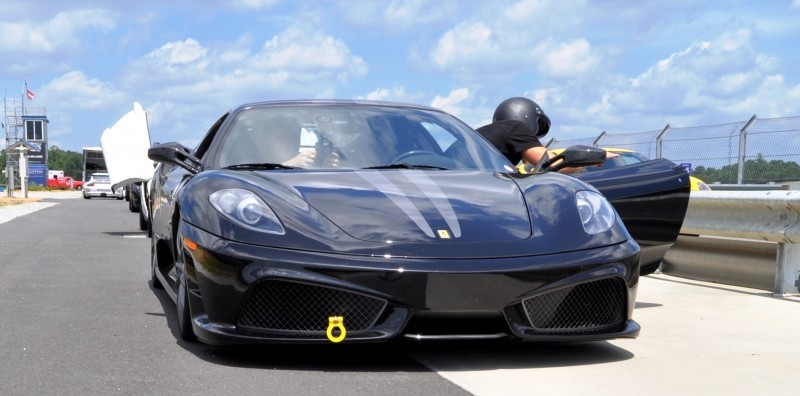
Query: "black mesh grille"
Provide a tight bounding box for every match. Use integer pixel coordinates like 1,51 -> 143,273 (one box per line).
521,278 -> 626,335
237,280 -> 387,333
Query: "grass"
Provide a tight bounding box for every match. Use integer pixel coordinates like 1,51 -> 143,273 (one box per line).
0,195 -> 42,208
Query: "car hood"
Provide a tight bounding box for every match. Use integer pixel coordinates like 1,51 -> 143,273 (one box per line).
261,170 -> 532,243
180,169 -> 631,258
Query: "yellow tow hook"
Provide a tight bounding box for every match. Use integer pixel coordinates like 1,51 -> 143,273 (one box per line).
326,316 -> 346,343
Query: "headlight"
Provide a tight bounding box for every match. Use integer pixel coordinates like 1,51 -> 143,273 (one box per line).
209,188 -> 285,235
575,190 -> 616,234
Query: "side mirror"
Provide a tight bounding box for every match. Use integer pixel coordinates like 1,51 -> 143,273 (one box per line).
148,142 -> 201,174
538,145 -> 607,173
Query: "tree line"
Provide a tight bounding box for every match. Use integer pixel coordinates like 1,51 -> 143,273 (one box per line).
0,146 -> 84,185
692,154 -> 800,184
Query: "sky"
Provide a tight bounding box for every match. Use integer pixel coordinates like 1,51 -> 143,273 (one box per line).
1,0 -> 799,152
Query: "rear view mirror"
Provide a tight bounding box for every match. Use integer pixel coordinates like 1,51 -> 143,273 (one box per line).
148,142 -> 201,174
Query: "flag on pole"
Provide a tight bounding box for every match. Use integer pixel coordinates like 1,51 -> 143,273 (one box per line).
25,79 -> 36,101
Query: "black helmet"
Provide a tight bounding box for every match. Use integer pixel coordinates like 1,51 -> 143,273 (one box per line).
492,97 -> 551,137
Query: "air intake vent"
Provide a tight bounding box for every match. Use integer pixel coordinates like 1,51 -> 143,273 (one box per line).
521,278 -> 626,335
238,280 -> 387,334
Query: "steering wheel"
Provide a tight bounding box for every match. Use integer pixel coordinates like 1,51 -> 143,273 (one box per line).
391,150 -> 440,164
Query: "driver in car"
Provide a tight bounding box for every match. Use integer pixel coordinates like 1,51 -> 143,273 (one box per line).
266,116 -> 339,168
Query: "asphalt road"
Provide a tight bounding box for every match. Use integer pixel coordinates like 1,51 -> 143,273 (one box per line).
1,192 -> 798,395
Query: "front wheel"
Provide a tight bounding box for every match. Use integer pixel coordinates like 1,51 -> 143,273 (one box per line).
150,241 -> 163,289
176,273 -> 196,341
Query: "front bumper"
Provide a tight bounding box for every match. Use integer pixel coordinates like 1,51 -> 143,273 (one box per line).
179,223 -> 641,345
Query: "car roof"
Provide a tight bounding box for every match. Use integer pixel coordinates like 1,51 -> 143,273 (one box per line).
228,99 -> 445,114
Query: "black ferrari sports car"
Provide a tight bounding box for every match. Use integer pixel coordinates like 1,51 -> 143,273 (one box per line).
147,99 -> 690,345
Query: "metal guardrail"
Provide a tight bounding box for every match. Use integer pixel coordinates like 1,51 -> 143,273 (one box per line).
662,190 -> 800,295
708,182 -> 800,191
708,184 -> 790,191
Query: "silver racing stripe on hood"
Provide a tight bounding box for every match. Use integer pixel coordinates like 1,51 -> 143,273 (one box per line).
400,169 -> 461,238
356,171 -> 442,238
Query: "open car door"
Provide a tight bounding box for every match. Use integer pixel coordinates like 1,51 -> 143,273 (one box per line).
100,102 -> 154,192
570,158 -> 691,275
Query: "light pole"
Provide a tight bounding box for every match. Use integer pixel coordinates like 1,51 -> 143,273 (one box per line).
16,145 -> 29,198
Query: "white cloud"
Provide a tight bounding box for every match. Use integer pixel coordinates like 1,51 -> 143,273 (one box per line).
35,71 -> 129,148
340,0 -> 459,29
114,23 -> 371,143
259,25 -> 368,79
123,23 -> 368,103
627,28 -> 774,105
586,94 -> 612,116
430,88 -> 470,116
0,9 -> 116,53
358,85 -> 425,103
430,22 -> 497,69
502,0 -> 546,20
422,1 -> 599,83
42,71 -> 127,110
541,39 -> 599,76
555,26 -> 800,135
232,0 -> 279,9
145,39 -> 209,69
725,75 -> 800,117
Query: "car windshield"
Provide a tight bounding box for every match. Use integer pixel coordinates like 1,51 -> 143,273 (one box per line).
214,104 -> 513,172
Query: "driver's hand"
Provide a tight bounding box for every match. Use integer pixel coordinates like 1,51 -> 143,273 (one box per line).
283,150 -> 316,167
327,152 -> 340,168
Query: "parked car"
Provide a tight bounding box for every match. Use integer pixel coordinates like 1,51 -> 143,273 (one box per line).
47,175 -> 83,190
141,100 -> 689,345
127,182 -> 141,212
126,181 -> 150,232
82,173 -> 124,199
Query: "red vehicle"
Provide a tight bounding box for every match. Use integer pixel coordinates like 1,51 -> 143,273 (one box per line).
47,175 -> 83,190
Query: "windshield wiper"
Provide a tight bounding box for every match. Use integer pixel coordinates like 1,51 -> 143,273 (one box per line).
224,163 -> 298,170
363,163 -> 448,170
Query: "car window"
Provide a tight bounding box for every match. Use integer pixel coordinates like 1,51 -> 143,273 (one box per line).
213,104 -> 511,171
585,151 -> 650,172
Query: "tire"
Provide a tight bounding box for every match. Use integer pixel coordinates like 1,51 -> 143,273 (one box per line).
138,207 -> 147,231
83,194 -> 90,199
150,241 -> 163,290
177,273 -> 196,341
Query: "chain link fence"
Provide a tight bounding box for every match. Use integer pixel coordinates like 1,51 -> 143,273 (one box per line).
549,115 -> 800,185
